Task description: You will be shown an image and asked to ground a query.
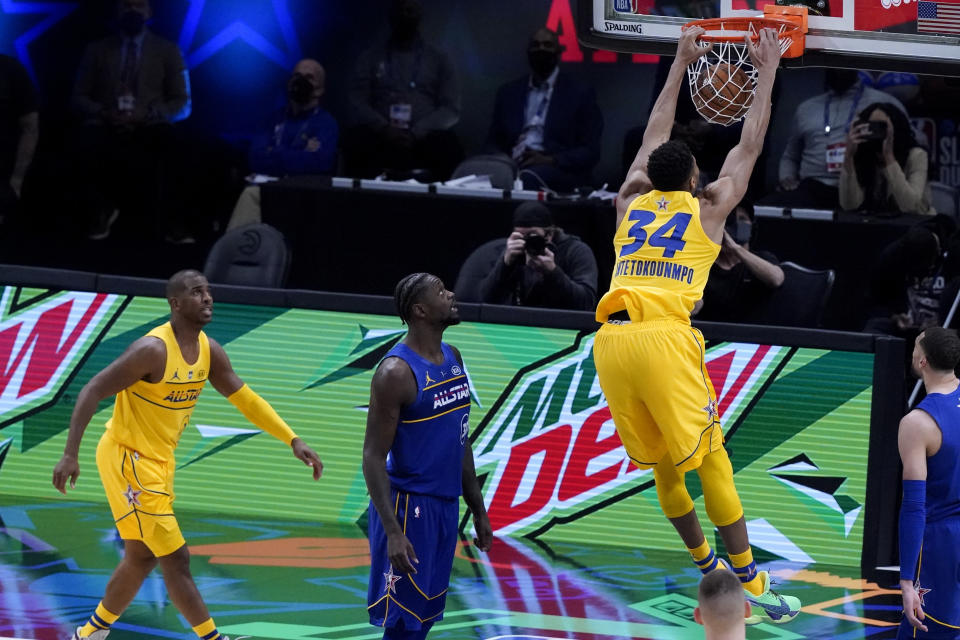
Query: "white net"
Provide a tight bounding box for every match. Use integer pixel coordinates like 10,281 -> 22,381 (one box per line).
686,20 -> 794,126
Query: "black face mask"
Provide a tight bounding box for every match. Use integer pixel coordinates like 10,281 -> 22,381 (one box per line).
528,50 -> 559,78
288,75 -> 314,105
390,16 -> 420,42
825,69 -> 858,94
119,10 -> 146,37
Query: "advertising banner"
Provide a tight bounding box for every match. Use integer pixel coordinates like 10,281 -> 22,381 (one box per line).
0,286 -> 873,567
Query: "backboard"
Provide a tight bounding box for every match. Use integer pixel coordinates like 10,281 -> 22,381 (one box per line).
577,0 -> 960,75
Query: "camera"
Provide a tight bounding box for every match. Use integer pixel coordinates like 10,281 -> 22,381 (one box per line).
523,232 -> 547,256
862,120 -> 888,141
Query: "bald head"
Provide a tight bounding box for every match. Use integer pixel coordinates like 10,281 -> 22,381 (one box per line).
530,27 -> 560,48
288,59 -> 325,110
695,570 -> 747,638
166,269 -> 204,299
293,59 -> 325,90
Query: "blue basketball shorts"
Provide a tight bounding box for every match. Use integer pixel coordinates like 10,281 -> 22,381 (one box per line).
897,518 -> 960,639
367,489 -> 459,631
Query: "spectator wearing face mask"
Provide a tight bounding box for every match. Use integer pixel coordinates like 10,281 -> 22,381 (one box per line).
696,201 -> 784,322
485,27 -> 603,193
70,0 -> 191,241
342,0 -> 462,181
759,69 -> 906,211
226,58 -> 338,231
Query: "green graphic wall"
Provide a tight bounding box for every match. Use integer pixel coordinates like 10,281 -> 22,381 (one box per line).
0,286 -> 873,567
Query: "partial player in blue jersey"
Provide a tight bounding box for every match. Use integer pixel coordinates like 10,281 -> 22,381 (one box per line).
362,272 -> 493,640
898,327 -> 960,639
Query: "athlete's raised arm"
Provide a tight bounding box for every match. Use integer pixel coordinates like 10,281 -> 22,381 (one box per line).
208,338 -> 323,479
52,337 -> 166,494
362,357 -> 420,573
700,29 -> 780,239
618,26 -> 711,225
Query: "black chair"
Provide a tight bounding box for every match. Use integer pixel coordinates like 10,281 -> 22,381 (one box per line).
453,238 -> 502,303
203,223 -> 290,288
754,261 -> 835,328
930,181 -> 959,219
451,154 -> 517,190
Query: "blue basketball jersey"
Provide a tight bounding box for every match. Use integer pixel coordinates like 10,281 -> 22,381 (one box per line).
898,390 -> 960,638
384,342 -> 470,498
916,391 -> 960,523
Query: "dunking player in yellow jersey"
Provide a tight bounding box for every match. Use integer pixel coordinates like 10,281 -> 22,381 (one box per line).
52,269 -> 324,640
593,27 -> 800,624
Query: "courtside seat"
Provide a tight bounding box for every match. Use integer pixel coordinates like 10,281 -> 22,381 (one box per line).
451,154 -> 517,190
204,223 -> 290,288
930,181 -> 959,219
754,261 -> 835,328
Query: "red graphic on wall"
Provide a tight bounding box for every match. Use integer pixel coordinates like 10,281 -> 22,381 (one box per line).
854,0 -> 917,31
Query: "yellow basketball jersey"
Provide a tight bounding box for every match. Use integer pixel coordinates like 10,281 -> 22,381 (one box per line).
596,190 -> 719,323
105,322 -> 210,461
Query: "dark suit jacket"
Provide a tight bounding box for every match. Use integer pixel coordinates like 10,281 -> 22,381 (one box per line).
486,73 -> 602,179
72,31 -> 190,124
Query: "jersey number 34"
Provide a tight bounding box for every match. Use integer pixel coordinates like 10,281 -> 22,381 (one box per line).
619,211 -> 692,259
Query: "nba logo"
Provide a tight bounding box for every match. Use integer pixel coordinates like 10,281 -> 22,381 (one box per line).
614,0 -> 635,12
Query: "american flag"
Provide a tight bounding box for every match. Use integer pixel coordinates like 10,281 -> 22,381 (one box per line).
917,0 -> 960,34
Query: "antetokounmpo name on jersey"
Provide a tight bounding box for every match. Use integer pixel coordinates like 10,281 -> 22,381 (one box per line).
614,258 -> 695,284
434,382 -> 470,409
163,388 -> 203,403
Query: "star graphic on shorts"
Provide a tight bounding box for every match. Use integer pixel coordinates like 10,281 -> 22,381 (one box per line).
703,399 -> 719,421
383,567 -> 402,594
915,580 -> 931,606
122,484 -> 142,507
656,196 -> 669,211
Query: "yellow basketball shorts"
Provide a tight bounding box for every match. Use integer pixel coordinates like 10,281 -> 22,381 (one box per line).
593,320 -> 723,474
96,432 -> 185,557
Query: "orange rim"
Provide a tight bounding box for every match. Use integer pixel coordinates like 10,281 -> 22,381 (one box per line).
683,17 -> 801,43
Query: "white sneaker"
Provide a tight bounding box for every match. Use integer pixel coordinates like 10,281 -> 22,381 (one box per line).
71,628 -> 109,640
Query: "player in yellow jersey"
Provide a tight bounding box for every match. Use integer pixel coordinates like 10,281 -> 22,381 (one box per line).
593,27 -> 800,624
52,269 -> 323,640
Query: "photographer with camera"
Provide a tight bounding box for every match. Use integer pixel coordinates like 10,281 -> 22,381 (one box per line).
454,201 -> 598,310
839,102 -> 935,216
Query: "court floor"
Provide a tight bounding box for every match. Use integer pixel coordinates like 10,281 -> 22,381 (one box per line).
1,497 -> 904,640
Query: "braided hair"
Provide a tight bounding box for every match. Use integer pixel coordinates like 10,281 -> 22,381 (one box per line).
394,272 -> 434,325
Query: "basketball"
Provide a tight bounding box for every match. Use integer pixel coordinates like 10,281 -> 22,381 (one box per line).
693,62 -> 754,125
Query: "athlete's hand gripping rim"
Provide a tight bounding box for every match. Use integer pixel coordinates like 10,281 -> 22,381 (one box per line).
746,28 -> 782,76
676,25 -> 713,66
900,580 -> 929,633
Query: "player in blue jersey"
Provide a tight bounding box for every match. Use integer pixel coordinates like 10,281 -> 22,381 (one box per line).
362,272 -> 493,640
898,327 -> 960,639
